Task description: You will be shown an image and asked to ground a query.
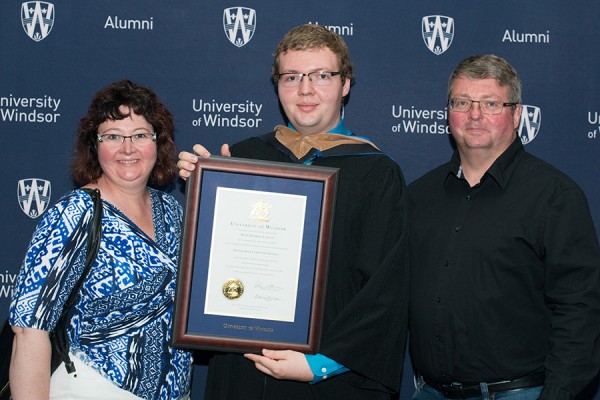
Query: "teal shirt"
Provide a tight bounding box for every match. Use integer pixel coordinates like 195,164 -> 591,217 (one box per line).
305,353 -> 350,383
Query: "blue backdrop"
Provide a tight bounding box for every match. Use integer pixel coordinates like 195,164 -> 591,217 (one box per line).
1,1 -> 599,398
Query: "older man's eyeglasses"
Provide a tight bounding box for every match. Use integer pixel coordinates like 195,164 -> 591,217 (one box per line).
277,71 -> 342,87
448,98 -> 519,115
97,132 -> 157,147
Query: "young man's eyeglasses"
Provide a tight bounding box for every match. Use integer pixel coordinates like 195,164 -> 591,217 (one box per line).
277,71 -> 342,87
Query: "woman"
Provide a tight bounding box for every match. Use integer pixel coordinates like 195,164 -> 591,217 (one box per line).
9,80 -> 192,399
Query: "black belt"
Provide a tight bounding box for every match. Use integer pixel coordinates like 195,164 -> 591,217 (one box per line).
423,371 -> 545,399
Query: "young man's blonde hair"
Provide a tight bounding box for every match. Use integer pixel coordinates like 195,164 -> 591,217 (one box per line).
272,24 -> 353,84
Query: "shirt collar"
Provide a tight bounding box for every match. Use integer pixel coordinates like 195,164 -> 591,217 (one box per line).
448,137 -> 525,189
286,119 -> 352,136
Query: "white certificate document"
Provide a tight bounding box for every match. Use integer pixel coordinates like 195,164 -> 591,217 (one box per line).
204,187 -> 307,322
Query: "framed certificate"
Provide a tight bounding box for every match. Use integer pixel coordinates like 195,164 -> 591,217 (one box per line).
172,156 -> 338,354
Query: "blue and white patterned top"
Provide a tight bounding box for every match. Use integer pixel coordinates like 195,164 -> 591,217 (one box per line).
10,188 -> 192,399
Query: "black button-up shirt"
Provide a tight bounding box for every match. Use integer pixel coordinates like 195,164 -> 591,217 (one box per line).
408,138 -> 600,399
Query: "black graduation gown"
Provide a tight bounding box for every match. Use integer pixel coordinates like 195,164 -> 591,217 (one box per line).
204,133 -> 410,400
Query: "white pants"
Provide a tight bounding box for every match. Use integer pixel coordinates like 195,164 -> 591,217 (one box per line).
50,355 -> 142,400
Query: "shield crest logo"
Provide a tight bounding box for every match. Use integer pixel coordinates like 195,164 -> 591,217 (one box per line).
518,105 -> 542,144
21,2 -> 55,42
422,15 -> 454,55
223,7 -> 256,47
18,178 -> 51,218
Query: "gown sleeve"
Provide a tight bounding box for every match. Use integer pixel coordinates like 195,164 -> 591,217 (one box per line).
318,156 -> 410,392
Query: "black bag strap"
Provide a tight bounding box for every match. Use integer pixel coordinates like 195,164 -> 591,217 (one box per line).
52,188 -> 102,374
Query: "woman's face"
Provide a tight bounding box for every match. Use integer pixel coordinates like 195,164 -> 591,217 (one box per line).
96,105 -> 157,191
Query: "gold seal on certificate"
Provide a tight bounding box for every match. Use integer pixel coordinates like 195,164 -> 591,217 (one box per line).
222,279 -> 244,300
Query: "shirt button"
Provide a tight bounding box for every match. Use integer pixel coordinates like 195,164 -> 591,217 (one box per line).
443,261 -> 449,267
467,195 -> 471,200
323,375 -> 328,380
436,297 -> 441,303
455,226 -> 461,232
321,367 -> 327,373
436,336 -> 441,341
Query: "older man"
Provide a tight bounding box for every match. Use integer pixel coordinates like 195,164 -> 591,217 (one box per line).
409,54 -> 600,400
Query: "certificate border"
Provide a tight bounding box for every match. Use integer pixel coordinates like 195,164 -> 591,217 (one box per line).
172,156 -> 338,353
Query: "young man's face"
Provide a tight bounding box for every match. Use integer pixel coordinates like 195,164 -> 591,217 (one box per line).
276,47 -> 350,136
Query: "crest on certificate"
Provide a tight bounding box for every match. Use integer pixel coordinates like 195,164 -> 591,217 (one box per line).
249,199 -> 271,222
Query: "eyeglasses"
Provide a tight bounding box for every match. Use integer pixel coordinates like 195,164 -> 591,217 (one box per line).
448,98 -> 519,115
97,132 -> 157,147
277,71 -> 342,87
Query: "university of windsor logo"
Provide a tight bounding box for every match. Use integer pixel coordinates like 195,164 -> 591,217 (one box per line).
422,15 -> 454,55
518,105 -> 542,144
18,178 -> 51,218
223,7 -> 256,47
21,1 -> 54,42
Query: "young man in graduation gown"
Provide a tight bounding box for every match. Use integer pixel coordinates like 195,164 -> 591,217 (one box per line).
178,24 -> 410,399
